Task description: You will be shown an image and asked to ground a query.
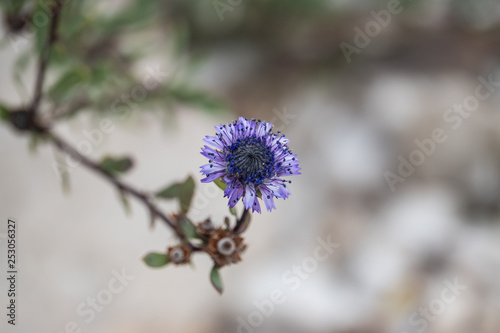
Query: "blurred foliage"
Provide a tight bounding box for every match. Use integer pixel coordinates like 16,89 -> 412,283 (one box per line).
118,190 -> 132,215
99,156 -> 134,176
1,0 -> 228,119
2,0 -> 493,122
0,104 -> 9,121
156,176 -> 196,214
175,214 -> 200,240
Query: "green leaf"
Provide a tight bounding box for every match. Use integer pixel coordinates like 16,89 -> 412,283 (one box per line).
156,183 -> 181,199
100,156 -> 133,176
0,104 -> 9,121
210,266 -> 224,295
149,209 -> 156,230
90,63 -> 113,86
229,207 -> 237,216
119,192 -> 132,215
48,67 -> 89,102
214,178 -> 227,191
143,252 -> 169,268
179,176 -> 195,213
177,215 -> 199,239
28,133 -> 40,154
14,51 -> 31,72
34,4 -> 50,53
100,0 -> 157,32
2,0 -> 30,14
157,176 -> 196,214
59,2 -> 88,40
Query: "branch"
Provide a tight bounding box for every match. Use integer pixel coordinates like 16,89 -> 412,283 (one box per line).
46,130 -> 200,250
30,1 -> 63,114
6,0 -> 204,252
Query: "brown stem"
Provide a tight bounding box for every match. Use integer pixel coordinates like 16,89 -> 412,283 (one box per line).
17,1 -> 204,253
233,208 -> 250,234
46,130 -> 201,250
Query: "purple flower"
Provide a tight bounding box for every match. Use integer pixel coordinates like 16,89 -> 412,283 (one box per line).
200,117 -> 301,213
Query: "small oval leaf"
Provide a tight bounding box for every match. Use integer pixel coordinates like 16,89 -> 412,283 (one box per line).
157,176 -> 196,213
177,214 -> 199,239
210,266 -> 224,295
179,176 -> 195,213
143,252 -> 169,268
229,207 -> 237,216
119,191 -> 131,215
48,67 -> 89,102
156,183 -> 181,199
100,156 -> 133,176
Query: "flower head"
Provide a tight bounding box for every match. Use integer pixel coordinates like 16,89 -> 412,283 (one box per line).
200,117 -> 301,212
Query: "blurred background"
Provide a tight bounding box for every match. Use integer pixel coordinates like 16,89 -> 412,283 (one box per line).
1,0 -> 500,332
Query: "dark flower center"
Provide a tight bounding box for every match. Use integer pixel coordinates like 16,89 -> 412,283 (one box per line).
227,137 -> 275,184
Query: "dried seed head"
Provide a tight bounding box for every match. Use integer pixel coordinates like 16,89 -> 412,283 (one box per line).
196,218 -> 215,238
200,218 -> 213,231
170,248 -> 185,263
167,244 -> 191,265
206,228 -> 246,268
217,237 -> 236,256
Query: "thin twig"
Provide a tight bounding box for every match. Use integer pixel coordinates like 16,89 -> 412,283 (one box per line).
30,1 -> 63,114
46,130 -> 201,249
17,0 -> 211,253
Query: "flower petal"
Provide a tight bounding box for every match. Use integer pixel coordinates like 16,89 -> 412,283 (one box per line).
259,186 -> 276,212
228,186 -> 244,208
252,195 -> 261,213
201,171 -> 225,183
243,184 -> 256,209
200,163 -> 226,174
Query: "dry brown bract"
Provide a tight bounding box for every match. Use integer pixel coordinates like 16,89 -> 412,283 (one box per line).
206,228 -> 247,268
167,244 -> 192,265
196,218 -> 215,239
